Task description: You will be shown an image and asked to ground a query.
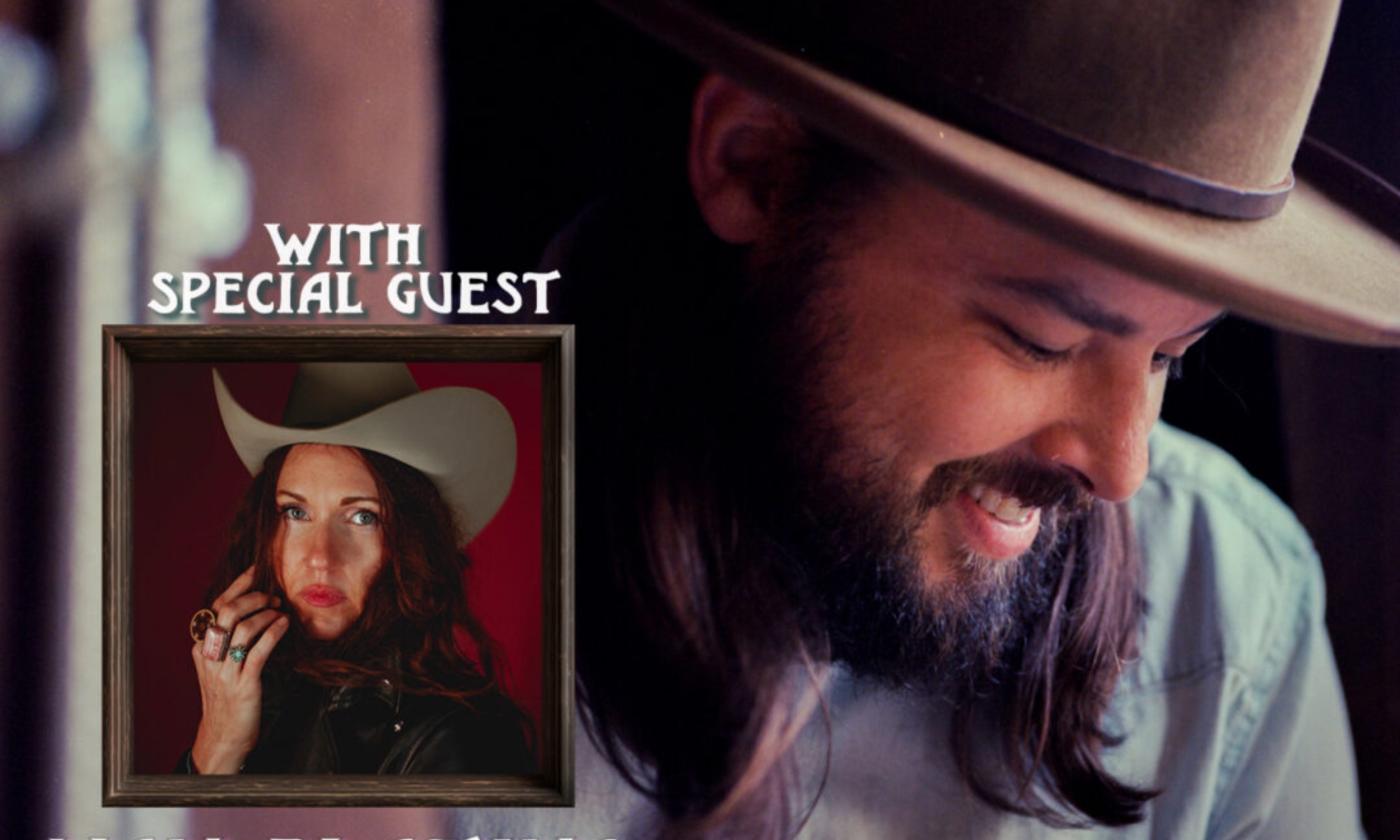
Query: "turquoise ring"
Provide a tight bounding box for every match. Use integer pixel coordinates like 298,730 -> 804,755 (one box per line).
229,645 -> 248,664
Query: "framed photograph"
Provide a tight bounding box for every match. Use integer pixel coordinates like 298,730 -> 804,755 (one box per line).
102,324 -> 573,806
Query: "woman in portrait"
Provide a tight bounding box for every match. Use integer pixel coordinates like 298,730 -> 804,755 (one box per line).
179,362 -> 534,774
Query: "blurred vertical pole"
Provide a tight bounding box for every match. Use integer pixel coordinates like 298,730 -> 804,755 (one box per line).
0,2 -> 76,836
0,0 -> 228,834
53,0 -> 148,832
53,0 -> 241,834
147,0 -> 247,291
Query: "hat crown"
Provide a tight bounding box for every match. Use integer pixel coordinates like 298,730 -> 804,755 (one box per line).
281,362 -> 420,428
605,0 -> 1400,344
214,363 -> 519,537
708,0 -> 1339,192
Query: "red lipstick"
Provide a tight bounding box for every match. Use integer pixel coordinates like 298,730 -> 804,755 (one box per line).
299,584 -> 346,607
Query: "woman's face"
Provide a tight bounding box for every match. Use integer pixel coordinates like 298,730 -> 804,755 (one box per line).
274,443 -> 386,640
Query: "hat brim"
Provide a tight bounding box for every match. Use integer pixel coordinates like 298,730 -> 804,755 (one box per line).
605,0 -> 1400,346
213,370 -> 517,538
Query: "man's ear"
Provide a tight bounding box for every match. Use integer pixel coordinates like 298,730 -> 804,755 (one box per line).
688,74 -> 805,244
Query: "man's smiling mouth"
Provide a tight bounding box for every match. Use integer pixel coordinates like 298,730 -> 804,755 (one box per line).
952,484 -> 1043,560
968,483 -> 1038,525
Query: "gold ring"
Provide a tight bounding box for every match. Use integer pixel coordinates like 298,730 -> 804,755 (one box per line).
189,608 -> 217,642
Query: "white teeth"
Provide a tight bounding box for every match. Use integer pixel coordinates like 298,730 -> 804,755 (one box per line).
996,496 -> 1032,522
972,486 -> 1036,524
977,488 -> 1004,511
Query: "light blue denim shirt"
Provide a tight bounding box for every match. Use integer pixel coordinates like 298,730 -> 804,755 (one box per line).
463,424 -> 1362,839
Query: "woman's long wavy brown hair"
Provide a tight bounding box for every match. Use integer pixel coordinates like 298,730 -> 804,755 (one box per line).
205,444 -> 507,704
573,121 -> 1155,837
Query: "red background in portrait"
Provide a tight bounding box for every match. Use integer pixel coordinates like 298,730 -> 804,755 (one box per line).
130,361 -> 543,772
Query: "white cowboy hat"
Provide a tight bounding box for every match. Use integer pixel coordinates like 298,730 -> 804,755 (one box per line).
213,363 -> 517,538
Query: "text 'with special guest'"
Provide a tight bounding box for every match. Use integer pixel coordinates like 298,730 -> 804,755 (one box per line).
146,223 -> 558,318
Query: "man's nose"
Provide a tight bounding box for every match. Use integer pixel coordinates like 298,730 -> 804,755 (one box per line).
1029,366 -> 1157,504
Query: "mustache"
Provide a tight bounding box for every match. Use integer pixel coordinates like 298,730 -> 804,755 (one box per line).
918,454 -> 1094,515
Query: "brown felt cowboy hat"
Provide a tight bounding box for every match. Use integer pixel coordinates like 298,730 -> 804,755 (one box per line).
602,0 -> 1400,346
213,363 -> 517,538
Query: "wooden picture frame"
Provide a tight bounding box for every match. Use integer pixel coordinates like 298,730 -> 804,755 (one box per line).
102,324 -> 574,806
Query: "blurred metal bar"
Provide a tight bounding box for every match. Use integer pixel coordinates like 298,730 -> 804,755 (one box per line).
0,0 -> 240,834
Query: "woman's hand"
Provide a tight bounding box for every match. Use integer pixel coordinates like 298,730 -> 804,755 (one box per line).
189,565 -> 291,774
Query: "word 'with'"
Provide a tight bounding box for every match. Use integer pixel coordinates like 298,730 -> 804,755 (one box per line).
146,223 -> 559,317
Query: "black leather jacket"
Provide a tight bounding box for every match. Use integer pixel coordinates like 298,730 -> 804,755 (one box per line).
178,671 -> 534,774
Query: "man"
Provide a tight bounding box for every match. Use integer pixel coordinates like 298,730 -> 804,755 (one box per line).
470,0 -> 1398,836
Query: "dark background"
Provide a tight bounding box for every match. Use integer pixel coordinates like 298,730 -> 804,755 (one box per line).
440,1 -> 1400,835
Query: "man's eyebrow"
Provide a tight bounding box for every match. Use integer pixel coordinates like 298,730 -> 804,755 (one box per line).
987,276 -> 1140,337
987,276 -> 1228,340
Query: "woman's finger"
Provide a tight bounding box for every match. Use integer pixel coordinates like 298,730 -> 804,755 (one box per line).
214,590 -> 281,631
190,641 -> 209,681
190,642 -> 219,707
229,607 -> 285,649
239,614 -> 290,680
192,640 -> 224,678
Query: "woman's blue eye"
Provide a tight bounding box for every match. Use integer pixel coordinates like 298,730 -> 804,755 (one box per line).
350,509 -> 379,526
281,505 -> 308,521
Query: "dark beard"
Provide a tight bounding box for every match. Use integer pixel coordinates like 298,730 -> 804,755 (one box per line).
772,406 -> 1086,688
792,449 -> 1087,691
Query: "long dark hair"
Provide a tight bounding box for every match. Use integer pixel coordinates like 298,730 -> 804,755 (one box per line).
206,444 -> 507,704
573,126 -> 1154,836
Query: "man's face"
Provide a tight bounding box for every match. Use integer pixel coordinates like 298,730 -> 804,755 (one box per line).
757,172 -> 1221,681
